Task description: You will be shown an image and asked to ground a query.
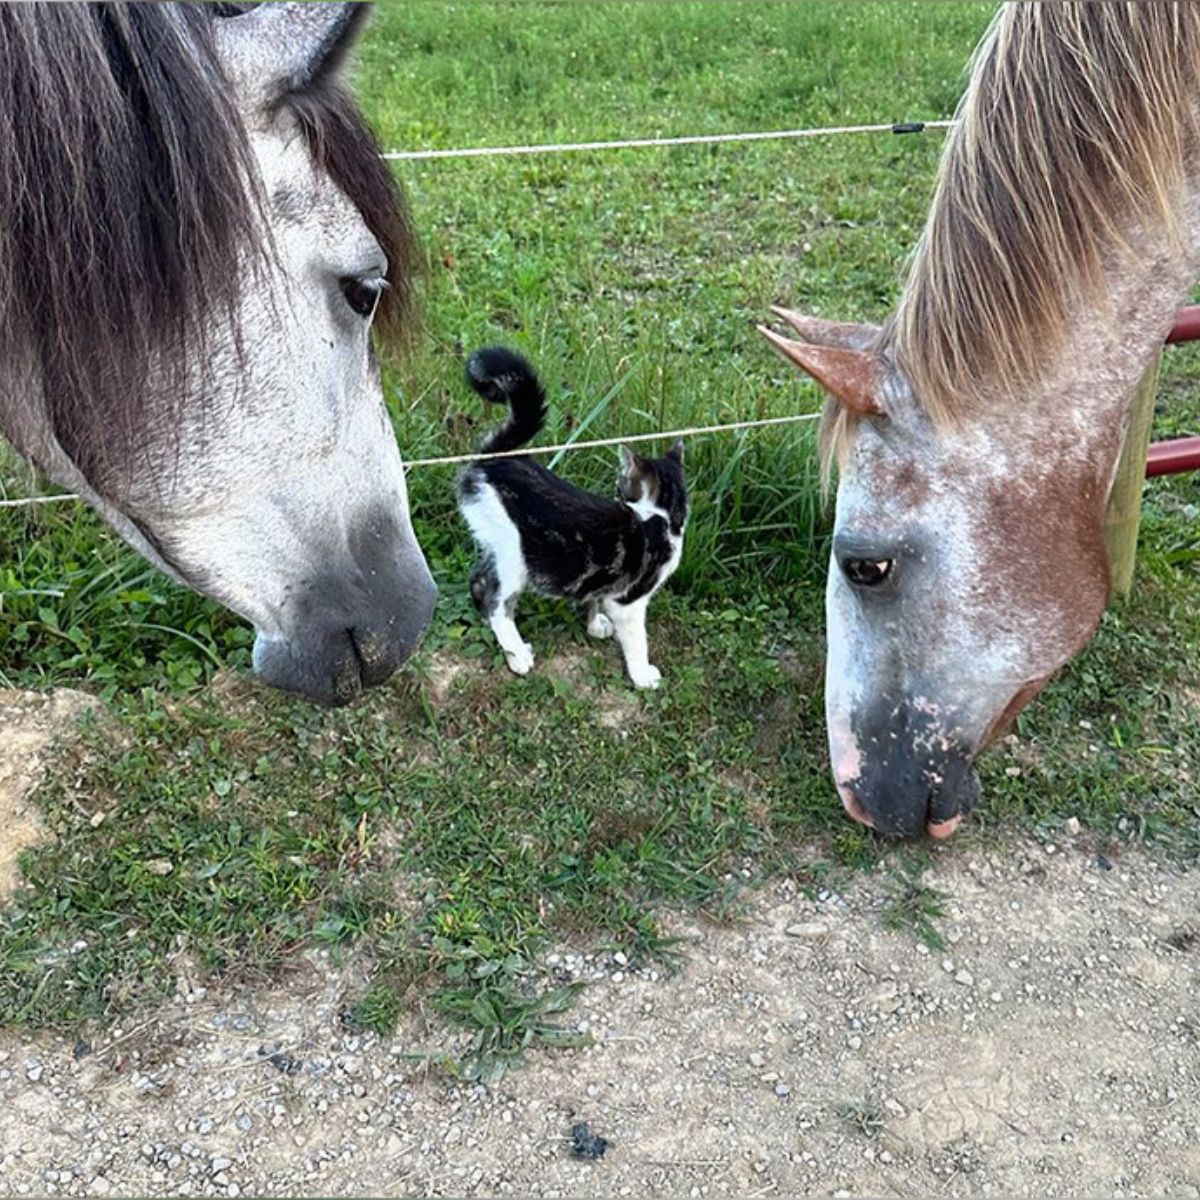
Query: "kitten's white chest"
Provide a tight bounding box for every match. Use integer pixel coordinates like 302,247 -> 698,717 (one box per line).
659,529 -> 684,589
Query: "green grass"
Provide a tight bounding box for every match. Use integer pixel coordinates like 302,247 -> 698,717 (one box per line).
1,2 -> 1198,1047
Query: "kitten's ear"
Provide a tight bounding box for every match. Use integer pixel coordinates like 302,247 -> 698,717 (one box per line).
619,445 -> 638,474
667,439 -> 684,463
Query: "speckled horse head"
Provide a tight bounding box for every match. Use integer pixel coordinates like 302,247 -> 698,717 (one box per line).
0,2 -> 436,704
762,3 -> 1200,836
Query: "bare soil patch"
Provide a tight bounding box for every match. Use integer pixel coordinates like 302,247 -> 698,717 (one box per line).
0,689 -> 99,902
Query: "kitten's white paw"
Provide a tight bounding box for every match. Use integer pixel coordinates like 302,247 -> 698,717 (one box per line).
587,612 -> 615,639
505,644 -> 535,676
630,664 -> 661,690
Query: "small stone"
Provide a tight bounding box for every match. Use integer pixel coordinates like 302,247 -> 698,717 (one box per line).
785,922 -> 829,940
748,1052 -> 766,1069
847,1036 -> 863,1050
145,858 -> 174,875
24,1062 -> 43,1083
954,969 -> 975,987
774,1083 -> 791,1097
1064,817 -> 1081,836
211,1156 -> 233,1173
871,982 -> 899,1009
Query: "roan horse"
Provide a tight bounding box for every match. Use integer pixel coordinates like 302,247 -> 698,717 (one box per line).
0,2 -> 436,704
762,2 -> 1200,837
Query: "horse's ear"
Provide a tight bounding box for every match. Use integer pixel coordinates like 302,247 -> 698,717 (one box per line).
768,306 -> 881,352
758,325 -> 884,417
215,2 -> 370,106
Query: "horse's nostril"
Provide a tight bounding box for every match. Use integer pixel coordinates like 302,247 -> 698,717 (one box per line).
331,655 -> 364,706
838,784 -> 875,828
349,626 -> 389,671
347,625 -> 401,689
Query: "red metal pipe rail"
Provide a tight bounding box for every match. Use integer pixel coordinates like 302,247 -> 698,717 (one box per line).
1148,306 -> 1200,477
1167,305 -> 1200,344
1146,436 -> 1200,477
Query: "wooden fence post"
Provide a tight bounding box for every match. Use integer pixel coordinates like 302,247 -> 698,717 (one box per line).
1103,354 -> 1161,598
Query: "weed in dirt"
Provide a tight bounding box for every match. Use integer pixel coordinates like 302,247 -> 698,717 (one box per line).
881,852 -> 948,952
347,984 -> 407,1037
432,939 -> 587,1083
835,1091 -> 888,1140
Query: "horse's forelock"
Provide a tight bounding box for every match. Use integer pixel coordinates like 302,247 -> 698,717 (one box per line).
0,2 -> 419,491
281,76 -> 421,352
0,2 -> 261,487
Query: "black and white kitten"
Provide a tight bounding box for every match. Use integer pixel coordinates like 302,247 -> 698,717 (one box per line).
457,346 -> 688,689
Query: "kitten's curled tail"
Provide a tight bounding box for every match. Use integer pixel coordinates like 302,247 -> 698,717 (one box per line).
466,346 -> 548,454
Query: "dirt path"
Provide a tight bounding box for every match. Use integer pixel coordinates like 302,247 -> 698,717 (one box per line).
0,832 -> 1196,1198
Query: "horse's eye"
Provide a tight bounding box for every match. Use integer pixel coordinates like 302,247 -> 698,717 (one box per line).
340,276 -> 384,319
842,557 -> 894,588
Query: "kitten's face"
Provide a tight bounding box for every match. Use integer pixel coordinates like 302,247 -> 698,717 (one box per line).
618,440 -> 688,534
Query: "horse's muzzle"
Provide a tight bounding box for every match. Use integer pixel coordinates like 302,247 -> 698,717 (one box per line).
251,518 -> 437,705
834,703 -> 981,838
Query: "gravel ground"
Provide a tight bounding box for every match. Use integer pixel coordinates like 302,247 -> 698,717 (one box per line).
0,833 -> 1197,1198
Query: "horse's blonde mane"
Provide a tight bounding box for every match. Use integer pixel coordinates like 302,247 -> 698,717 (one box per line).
886,1 -> 1200,426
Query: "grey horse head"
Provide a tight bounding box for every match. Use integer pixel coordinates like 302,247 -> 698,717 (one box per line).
0,3 -> 436,704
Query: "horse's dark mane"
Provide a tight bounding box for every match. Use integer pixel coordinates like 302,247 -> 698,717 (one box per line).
0,2 -> 417,487
282,31 -> 418,347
